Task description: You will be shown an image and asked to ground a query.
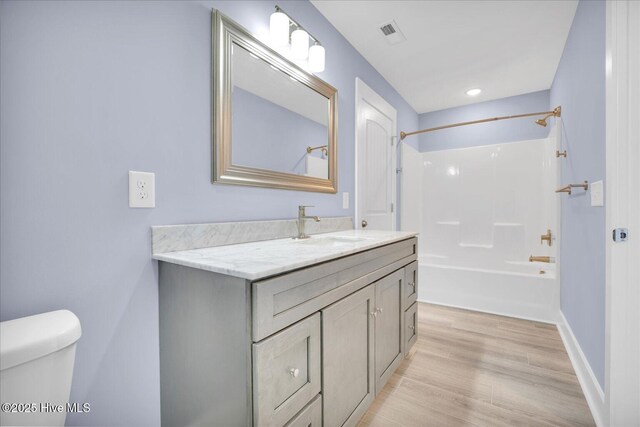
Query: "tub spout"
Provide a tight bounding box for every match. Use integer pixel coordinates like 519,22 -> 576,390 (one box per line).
529,255 -> 552,263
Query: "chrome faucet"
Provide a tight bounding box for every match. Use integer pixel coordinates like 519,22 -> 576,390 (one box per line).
296,205 -> 321,239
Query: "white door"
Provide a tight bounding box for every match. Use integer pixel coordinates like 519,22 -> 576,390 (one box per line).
356,78 -> 397,231
605,1 -> 640,425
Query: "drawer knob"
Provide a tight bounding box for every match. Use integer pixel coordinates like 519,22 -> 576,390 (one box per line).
408,282 -> 415,288
408,325 -> 415,330
376,307 -> 383,314
370,311 -> 377,317
289,368 -> 300,378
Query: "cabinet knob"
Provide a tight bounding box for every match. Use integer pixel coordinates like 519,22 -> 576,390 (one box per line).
408,282 -> 415,288
376,307 -> 383,313
408,325 -> 415,330
289,368 -> 300,378
370,311 -> 377,317
361,220 -> 368,228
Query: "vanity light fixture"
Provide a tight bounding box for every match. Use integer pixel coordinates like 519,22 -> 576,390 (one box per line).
466,88 -> 482,97
269,5 -> 325,72
269,9 -> 289,47
291,28 -> 310,59
308,43 -> 325,73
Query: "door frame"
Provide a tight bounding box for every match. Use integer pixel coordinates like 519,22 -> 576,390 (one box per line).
605,1 -> 640,425
355,77 -> 398,231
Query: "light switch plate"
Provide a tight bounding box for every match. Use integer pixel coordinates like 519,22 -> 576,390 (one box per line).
591,180 -> 604,207
342,192 -> 349,209
129,171 -> 155,208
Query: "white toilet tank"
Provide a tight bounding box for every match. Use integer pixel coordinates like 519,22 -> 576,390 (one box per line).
0,310 -> 82,427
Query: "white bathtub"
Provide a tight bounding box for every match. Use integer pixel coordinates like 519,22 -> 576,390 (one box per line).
418,254 -> 559,322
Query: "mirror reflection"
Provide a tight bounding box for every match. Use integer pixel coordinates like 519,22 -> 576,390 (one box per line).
231,43 -> 330,179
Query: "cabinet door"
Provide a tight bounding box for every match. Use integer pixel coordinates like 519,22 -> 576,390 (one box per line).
403,261 -> 418,311
322,285 -> 375,427
374,269 -> 404,394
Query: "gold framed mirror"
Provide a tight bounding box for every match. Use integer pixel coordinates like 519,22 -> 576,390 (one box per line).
212,10 -> 338,193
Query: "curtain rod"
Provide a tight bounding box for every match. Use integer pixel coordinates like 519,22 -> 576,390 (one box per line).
400,106 -> 562,140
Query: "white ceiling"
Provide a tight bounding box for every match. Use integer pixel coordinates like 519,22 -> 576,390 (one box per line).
311,0 -> 578,114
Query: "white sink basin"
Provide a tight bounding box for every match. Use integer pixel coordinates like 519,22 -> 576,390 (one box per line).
293,235 -> 370,247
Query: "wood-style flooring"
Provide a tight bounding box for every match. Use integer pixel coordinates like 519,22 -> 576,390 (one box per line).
359,303 -> 595,427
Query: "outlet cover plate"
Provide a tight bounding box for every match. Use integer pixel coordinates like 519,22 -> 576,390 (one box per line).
129,171 -> 155,208
342,192 -> 349,209
591,180 -> 604,207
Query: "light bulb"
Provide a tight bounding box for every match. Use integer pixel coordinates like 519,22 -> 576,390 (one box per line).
291,28 -> 309,60
308,43 -> 325,72
270,11 -> 289,47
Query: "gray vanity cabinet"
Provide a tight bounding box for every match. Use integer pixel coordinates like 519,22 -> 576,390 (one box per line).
158,236 -> 418,427
322,285 -> 375,427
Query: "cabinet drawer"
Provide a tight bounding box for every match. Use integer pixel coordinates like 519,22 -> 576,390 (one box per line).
404,302 -> 418,356
253,237 -> 417,341
253,313 -> 321,426
403,261 -> 418,311
284,394 -> 322,427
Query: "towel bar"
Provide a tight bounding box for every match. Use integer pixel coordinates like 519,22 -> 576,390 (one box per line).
306,145 -> 328,156
555,181 -> 589,195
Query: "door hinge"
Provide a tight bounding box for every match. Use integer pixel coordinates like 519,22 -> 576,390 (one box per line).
390,203 -> 394,213
613,228 -> 628,242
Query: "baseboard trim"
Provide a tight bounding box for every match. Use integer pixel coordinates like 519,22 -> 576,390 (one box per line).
556,312 -> 605,427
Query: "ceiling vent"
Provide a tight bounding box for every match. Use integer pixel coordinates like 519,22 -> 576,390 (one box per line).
379,20 -> 406,45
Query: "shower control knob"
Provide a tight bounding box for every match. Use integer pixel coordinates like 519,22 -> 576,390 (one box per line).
289,368 -> 300,378
361,220 -> 368,228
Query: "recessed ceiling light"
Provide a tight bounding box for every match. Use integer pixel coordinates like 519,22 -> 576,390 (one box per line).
466,88 -> 482,97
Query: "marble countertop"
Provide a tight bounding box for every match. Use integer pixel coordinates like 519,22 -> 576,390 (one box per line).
153,229 -> 418,280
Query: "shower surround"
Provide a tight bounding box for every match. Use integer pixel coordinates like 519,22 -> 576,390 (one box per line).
405,126 -> 561,322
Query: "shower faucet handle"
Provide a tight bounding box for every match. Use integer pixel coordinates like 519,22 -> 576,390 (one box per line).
540,229 -> 552,246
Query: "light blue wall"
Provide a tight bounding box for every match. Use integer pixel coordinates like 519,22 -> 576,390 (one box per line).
418,90 -> 550,151
550,0 -> 606,388
0,1 -> 418,425
232,88 -> 326,175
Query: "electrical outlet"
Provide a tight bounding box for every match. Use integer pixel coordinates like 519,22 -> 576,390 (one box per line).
342,192 -> 349,209
129,171 -> 155,208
